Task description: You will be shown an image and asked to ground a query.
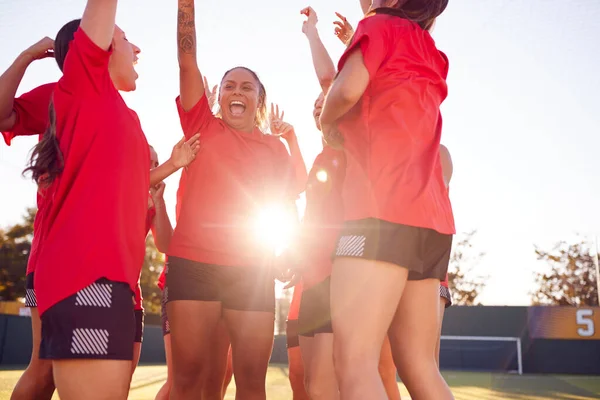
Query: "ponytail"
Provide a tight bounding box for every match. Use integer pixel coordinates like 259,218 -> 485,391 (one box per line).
23,99 -> 63,188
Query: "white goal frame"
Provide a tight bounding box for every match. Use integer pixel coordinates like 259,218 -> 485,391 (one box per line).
440,335 -> 523,375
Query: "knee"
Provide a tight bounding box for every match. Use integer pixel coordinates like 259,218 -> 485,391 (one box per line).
332,346 -> 378,384
232,359 -> 266,390
172,358 -> 204,390
305,372 -> 336,400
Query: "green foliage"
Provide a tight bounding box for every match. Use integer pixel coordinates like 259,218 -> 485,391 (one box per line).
0,208 -> 36,300
140,233 -> 165,314
532,239 -> 599,306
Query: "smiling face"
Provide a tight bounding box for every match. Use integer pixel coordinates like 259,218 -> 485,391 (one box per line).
108,25 -> 141,92
218,68 -> 264,132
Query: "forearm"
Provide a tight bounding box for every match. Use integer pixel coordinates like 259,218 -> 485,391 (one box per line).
360,0 -> 371,14
305,29 -> 336,92
150,160 -> 179,187
0,54 -> 32,130
319,80 -> 358,125
151,201 -> 173,253
286,136 -> 308,194
177,0 -> 204,111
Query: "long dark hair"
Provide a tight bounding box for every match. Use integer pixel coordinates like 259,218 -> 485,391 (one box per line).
371,0 -> 448,31
23,19 -> 80,187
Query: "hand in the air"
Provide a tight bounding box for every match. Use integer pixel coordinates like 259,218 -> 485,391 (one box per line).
23,37 -> 55,61
270,103 -> 295,141
150,181 -> 166,203
170,134 -> 201,169
301,6 -> 318,35
203,76 -> 218,110
334,12 -> 354,45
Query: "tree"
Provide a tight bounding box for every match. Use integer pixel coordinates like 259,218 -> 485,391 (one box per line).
532,239 -> 598,306
0,208 -> 35,301
140,234 -> 165,314
447,230 -> 487,305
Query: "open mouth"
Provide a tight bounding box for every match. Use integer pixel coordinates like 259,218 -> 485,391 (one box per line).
229,100 -> 246,116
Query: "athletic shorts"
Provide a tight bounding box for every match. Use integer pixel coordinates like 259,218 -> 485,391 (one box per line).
440,284 -> 452,308
298,277 -> 333,337
25,273 -> 37,308
334,218 -> 452,281
161,290 -> 170,336
286,319 -> 299,348
166,256 -> 275,313
39,278 -> 136,361
134,309 -> 145,343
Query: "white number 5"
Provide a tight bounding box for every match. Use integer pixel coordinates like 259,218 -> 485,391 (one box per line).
576,309 -> 595,337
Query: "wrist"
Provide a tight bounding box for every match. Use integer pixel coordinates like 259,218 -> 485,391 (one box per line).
166,157 -> 179,171
152,197 -> 166,209
305,27 -> 319,40
16,52 -> 34,66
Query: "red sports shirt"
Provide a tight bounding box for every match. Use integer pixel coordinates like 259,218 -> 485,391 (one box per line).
287,280 -> 303,321
157,265 -> 166,291
336,14 -> 455,235
34,28 -> 149,315
300,147 -> 346,288
168,94 -> 294,268
441,273 -> 449,288
1,82 -> 56,146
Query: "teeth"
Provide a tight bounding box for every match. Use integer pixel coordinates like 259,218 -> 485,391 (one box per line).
230,101 -> 245,106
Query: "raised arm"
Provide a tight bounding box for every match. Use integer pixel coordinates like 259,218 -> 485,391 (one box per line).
80,0 -> 118,50
0,38 -> 54,132
149,134 -> 200,186
178,0 -> 205,111
150,182 -> 174,253
360,0 -> 371,15
301,7 -> 336,93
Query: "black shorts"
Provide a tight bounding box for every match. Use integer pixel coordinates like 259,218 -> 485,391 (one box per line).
166,256 -> 275,313
334,218 -> 452,281
298,277 -> 333,337
40,278 -> 136,361
286,319 -> 299,348
134,309 -> 145,343
161,290 -> 170,336
25,273 -> 37,308
440,285 -> 452,308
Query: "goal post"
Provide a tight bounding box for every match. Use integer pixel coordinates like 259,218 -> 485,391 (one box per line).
440,335 -> 523,375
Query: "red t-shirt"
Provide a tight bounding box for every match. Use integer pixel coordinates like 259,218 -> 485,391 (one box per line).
300,147 -> 346,288
441,273 -> 449,288
336,14 -> 455,235
34,28 -> 150,315
157,265 -> 166,291
168,94 -> 294,268
287,281 -> 303,321
1,82 -> 56,146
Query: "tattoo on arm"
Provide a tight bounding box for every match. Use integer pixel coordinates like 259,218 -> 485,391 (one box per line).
177,2 -> 196,55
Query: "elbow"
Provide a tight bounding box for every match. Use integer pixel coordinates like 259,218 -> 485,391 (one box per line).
318,76 -> 334,93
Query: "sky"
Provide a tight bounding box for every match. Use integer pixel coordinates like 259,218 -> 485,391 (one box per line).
0,0 -> 599,305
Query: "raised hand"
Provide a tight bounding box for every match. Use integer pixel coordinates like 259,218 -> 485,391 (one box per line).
23,37 -> 55,61
203,76 -> 218,110
334,12 -> 354,45
170,133 -> 201,169
301,6 -> 318,35
270,103 -> 295,141
150,181 -> 166,203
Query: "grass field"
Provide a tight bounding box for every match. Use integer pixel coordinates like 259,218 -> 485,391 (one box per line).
1,365 -> 599,399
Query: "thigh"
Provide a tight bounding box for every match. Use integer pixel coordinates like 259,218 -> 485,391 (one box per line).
220,266 -> 275,313
53,359 -> 131,400
30,307 -> 43,360
330,257 -> 407,360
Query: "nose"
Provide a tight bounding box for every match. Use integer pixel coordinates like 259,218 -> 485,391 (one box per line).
132,43 -> 141,55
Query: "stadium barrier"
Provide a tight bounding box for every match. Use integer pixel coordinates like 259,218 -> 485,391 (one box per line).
0,306 -> 598,375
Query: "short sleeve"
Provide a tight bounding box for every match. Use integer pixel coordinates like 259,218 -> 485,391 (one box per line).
2,83 -> 55,146
338,15 -> 391,79
58,28 -> 113,96
273,140 -> 297,200
175,94 -> 215,139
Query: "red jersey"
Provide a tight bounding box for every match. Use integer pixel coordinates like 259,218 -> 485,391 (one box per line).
287,281 -> 303,321
336,14 -> 455,235
441,273 -> 449,288
34,29 -> 149,315
168,94 -> 294,268
157,265 -> 166,291
1,82 -> 56,146
300,147 -> 346,288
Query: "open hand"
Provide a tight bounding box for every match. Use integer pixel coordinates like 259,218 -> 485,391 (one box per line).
23,37 -> 54,61
270,103 -> 295,141
170,134 -> 201,169
334,12 -> 354,45
203,76 -> 218,110
301,6 -> 318,35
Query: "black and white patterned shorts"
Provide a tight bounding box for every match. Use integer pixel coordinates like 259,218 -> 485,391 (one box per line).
25,273 -> 37,308
39,278 -> 136,360
334,218 -> 452,281
440,285 -> 452,308
161,289 -> 170,336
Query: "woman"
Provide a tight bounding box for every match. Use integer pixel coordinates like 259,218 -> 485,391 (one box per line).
299,7 -> 401,400
22,1 -> 167,398
319,1 -> 454,399
166,3 -> 296,399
